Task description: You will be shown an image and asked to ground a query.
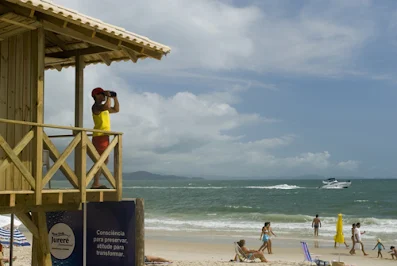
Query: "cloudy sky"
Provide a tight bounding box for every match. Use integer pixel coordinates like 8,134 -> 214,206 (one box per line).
46,0 -> 396,178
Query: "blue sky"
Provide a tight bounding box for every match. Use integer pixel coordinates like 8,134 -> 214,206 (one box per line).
46,0 -> 397,178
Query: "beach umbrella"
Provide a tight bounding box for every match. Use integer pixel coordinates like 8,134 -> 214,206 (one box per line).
333,213 -> 344,261
0,227 -> 30,247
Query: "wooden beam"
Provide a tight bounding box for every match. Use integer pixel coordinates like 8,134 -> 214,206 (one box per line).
42,133 -> 79,188
32,212 -> 52,265
135,198 -> 145,266
43,21 -> 120,51
0,135 -> 36,188
42,133 -> 81,188
33,27 -> 45,205
45,31 -> 68,51
98,53 -> 111,66
121,41 -> 163,60
0,118 -> 123,135
0,203 -> 82,215
0,27 -> 30,40
0,130 -> 33,172
16,212 -> 39,238
45,46 -> 110,58
74,52 -> 84,130
79,132 -> 87,203
86,137 -> 117,188
120,45 -> 138,63
114,134 -> 122,201
0,13 -> 37,30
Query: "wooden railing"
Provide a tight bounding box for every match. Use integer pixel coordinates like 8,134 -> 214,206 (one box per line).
0,118 -> 123,206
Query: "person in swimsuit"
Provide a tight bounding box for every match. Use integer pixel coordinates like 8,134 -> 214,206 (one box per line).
91,87 -> 119,189
258,222 -> 269,252
354,222 -> 368,256
349,223 -> 356,255
312,214 -> 321,236
266,222 -> 277,254
372,238 -> 385,258
236,239 -> 268,262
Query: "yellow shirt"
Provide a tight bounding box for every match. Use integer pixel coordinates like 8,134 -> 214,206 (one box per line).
92,110 -> 111,136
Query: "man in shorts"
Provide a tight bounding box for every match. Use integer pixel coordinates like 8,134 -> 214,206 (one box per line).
354,222 -> 368,256
91,87 -> 119,188
312,214 -> 321,236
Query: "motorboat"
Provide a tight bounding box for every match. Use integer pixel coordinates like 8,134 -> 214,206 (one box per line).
320,178 -> 351,189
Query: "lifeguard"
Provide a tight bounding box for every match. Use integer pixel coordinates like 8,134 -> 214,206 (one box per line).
91,87 -> 120,189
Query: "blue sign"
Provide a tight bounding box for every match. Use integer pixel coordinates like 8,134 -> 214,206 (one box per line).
86,201 -> 136,266
47,209 -> 84,266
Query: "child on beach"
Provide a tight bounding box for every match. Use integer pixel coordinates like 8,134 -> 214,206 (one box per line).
389,246 -> 397,260
372,238 -> 385,258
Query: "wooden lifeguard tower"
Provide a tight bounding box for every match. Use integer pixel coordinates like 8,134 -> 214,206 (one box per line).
0,0 -> 170,265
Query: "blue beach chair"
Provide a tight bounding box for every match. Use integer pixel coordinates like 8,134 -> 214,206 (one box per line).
300,241 -> 329,266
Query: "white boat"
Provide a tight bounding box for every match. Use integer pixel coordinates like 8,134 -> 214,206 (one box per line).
320,178 -> 351,189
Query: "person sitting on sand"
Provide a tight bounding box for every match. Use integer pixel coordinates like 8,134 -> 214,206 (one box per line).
144,255 -> 172,263
372,238 -> 385,258
389,246 -> 397,260
236,239 -> 268,262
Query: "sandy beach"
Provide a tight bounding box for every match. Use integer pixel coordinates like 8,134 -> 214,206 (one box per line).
3,230 -> 396,266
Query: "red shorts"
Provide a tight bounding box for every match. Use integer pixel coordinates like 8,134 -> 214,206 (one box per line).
92,135 -> 109,155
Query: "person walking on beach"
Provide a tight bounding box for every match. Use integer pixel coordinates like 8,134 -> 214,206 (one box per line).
266,222 -> 277,254
312,214 -> 321,236
372,238 -> 385,258
258,222 -> 269,252
349,223 -> 356,255
354,222 -> 368,256
91,87 -> 119,189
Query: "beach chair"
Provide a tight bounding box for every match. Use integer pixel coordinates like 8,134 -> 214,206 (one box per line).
233,242 -> 256,262
300,241 -> 329,266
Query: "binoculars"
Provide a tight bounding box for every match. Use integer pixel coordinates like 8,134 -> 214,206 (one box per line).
102,91 -> 117,97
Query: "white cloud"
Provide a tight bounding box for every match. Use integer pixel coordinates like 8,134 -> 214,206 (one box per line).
337,160 -> 360,171
51,0 -> 373,76
44,67 -> 360,177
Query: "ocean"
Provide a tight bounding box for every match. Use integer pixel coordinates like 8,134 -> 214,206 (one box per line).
123,179 -> 397,243
1,179 -> 396,243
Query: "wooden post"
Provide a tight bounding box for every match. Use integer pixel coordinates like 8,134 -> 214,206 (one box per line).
114,135 -> 122,201
32,27 -> 44,205
135,198 -> 144,266
74,52 -> 84,131
31,27 -> 51,266
32,212 -> 51,266
79,131 -> 87,202
74,52 -> 85,195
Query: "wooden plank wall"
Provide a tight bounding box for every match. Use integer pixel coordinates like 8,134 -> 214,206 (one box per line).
0,30 -> 38,191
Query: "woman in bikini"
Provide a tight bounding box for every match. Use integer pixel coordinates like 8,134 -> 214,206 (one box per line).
267,222 -> 277,254
258,222 -> 270,252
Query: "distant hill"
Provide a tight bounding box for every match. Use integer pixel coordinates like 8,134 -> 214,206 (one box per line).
123,171 -> 204,180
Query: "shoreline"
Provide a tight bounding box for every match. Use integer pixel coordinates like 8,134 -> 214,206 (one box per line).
3,230 -> 397,266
